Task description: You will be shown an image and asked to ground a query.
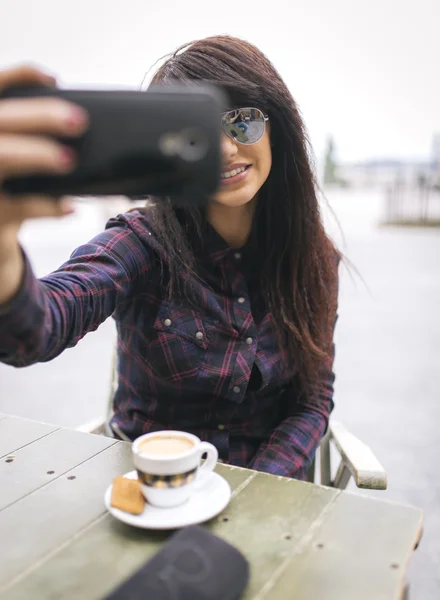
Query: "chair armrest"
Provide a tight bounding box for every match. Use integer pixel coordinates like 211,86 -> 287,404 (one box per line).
329,421 -> 387,490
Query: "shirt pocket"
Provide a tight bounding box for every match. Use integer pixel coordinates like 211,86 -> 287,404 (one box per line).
146,301 -> 218,382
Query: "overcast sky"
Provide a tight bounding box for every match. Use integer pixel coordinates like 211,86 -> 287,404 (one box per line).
1,0 -> 438,163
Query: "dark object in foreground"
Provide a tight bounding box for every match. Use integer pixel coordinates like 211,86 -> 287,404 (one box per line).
2,84 -> 226,206
104,525 -> 249,600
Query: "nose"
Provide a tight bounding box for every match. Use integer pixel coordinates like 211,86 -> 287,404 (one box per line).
220,133 -> 238,163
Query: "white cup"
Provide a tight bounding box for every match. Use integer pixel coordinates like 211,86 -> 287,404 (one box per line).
132,430 -> 218,508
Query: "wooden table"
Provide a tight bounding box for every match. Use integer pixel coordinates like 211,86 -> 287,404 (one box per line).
0,413 -> 423,600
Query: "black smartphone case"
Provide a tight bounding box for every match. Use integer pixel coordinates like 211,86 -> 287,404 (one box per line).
2,85 -> 226,205
104,525 -> 249,600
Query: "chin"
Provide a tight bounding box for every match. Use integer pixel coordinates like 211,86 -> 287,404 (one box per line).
213,188 -> 257,208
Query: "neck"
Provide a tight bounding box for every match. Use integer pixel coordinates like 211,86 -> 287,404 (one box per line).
207,199 -> 257,248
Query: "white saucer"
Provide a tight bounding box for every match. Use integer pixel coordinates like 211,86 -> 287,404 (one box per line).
104,470 -> 231,530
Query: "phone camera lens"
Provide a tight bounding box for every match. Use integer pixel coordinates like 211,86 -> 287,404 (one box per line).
178,128 -> 209,162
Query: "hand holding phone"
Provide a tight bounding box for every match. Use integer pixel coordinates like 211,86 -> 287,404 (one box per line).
1,83 -> 225,205
0,65 -> 87,225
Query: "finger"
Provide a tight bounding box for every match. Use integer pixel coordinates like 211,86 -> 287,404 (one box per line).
0,97 -> 88,136
0,195 -> 75,221
0,134 -> 76,177
0,65 -> 56,93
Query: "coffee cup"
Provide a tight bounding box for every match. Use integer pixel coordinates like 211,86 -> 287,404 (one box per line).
132,430 -> 219,508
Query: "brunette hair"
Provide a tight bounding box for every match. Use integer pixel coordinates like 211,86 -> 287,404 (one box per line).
142,35 -> 339,396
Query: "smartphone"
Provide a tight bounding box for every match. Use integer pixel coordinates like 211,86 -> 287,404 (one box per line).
1,84 -> 227,205
104,525 -> 249,600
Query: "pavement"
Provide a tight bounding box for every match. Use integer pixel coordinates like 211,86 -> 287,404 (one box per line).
0,189 -> 439,598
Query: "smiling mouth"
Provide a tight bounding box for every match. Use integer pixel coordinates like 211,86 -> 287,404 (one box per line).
220,165 -> 251,180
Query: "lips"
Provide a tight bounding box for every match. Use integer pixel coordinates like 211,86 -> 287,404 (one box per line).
219,164 -> 251,186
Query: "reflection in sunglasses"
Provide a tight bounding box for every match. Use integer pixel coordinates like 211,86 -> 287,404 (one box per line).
221,108 -> 268,145
227,124 -> 250,144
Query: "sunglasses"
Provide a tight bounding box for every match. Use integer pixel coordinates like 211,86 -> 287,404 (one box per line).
221,107 -> 269,145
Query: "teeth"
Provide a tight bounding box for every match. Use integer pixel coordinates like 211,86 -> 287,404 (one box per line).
221,166 -> 246,179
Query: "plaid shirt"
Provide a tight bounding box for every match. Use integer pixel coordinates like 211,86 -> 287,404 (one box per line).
0,210 -> 336,480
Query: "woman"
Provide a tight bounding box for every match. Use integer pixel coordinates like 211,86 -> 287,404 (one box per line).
0,36 -> 339,480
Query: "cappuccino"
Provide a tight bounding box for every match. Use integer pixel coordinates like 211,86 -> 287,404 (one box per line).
132,430 -> 219,507
139,436 -> 194,457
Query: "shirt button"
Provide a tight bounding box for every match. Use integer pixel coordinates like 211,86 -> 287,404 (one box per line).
238,297 -> 245,304
246,337 -> 253,345
234,252 -> 241,259
233,386 -> 240,394
164,319 -> 172,327
217,424 -> 225,430
195,331 -> 204,340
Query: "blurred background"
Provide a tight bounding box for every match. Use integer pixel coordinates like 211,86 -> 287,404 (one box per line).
0,0 -> 439,597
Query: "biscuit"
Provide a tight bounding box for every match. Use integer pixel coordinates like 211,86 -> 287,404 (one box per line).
111,476 -> 145,515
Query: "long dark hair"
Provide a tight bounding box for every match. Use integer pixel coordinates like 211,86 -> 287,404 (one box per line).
142,35 -> 339,397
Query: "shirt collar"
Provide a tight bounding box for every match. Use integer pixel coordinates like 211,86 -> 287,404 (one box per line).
198,220 -> 258,265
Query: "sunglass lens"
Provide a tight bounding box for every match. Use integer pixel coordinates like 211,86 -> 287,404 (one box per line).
221,108 -> 266,144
